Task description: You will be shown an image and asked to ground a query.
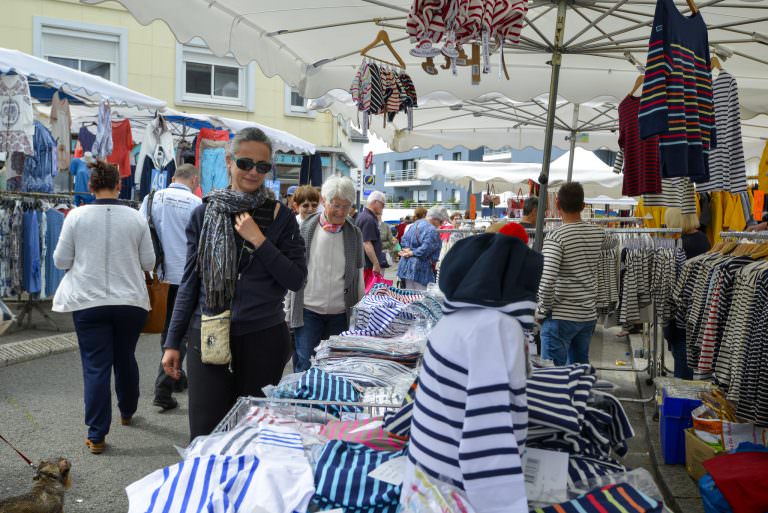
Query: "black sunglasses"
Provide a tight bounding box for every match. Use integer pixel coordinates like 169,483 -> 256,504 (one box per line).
236,158 -> 272,174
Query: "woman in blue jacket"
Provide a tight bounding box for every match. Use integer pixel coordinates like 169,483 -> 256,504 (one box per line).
161,127 -> 307,438
397,206 -> 447,290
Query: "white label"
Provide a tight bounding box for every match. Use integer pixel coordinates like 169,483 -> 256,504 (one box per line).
349,419 -> 383,434
523,448 -> 569,503
368,455 -> 407,486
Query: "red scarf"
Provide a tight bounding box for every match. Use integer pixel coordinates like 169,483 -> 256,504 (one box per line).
318,212 -> 344,233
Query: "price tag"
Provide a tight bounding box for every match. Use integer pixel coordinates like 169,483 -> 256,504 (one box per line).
368,456 -> 407,486
523,448 -> 569,503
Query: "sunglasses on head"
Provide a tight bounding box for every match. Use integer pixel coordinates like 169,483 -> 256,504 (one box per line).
235,158 -> 272,174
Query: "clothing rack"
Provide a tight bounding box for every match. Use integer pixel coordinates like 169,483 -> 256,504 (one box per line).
0,191 -> 71,332
719,231 -> 768,240
605,228 -> 681,234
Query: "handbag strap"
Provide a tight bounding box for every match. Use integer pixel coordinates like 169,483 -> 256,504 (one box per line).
146,190 -> 165,276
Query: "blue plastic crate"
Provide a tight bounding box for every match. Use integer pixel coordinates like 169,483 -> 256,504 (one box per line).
660,389 -> 702,465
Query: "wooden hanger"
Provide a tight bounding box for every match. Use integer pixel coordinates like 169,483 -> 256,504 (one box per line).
360,30 -> 406,70
711,55 -> 721,71
629,75 -> 644,96
687,0 -> 698,14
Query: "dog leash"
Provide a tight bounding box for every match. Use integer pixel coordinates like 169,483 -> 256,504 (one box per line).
0,432 -> 37,470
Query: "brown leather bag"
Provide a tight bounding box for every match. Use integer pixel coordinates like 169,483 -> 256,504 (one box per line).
143,272 -> 169,333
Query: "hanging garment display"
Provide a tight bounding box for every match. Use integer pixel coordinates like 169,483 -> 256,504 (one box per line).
199,138 -> 229,195
137,155 -> 176,201
92,100 -> 113,159
299,153 -> 322,186
350,61 -> 418,133
134,115 -> 175,191
70,157 -> 94,206
406,0 -> 528,74
77,126 -> 96,154
49,91 -> 72,172
617,95 -> 661,196
0,73 -> 35,156
194,127 -> 230,170
700,70 -> 748,193
641,176 -> 697,215
21,121 -> 58,194
638,0 -> 715,182
107,119 -> 134,179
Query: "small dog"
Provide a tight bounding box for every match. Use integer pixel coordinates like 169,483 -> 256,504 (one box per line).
0,458 -> 71,513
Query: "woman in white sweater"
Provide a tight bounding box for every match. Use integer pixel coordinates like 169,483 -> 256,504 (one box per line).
53,160 -> 155,454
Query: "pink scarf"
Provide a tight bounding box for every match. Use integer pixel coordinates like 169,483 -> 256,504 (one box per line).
318,212 -> 344,233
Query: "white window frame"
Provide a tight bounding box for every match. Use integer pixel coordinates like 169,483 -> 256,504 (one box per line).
284,85 -> 316,118
453,189 -> 461,202
175,40 -> 256,111
418,190 -> 428,202
435,190 -> 443,202
33,17 -> 128,85
412,190 -> 419,202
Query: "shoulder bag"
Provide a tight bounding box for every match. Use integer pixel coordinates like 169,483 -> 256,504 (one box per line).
142,191 -> 170,334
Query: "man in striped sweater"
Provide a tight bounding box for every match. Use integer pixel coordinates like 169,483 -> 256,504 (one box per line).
403,233 -> 543,513
536,182 -> 606,366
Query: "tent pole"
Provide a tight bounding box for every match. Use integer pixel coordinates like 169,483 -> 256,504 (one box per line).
566,103 -> 579,183
533,0 -> 568,252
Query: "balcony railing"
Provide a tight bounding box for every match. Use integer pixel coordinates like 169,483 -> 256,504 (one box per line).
385,202 -> 461,209
385,167 -> 420,182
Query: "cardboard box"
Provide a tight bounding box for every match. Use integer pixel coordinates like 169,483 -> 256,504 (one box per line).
685,428 -> 723,481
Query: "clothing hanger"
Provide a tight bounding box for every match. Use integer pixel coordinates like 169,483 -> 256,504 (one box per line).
629,75 -> 644,96
687,0 -> 698,14
360,30 -> 406,70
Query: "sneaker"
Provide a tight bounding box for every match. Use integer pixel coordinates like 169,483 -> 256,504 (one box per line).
152,396 -> 179,411
85,439 -> 106,454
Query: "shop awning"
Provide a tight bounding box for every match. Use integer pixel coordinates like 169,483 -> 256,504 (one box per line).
0,47 -> 165,109
416,147 -> 621,196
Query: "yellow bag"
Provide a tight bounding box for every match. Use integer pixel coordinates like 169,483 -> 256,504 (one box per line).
200,310 -> 232,365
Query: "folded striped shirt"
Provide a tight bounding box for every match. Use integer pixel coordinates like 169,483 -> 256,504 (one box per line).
126,453 -> 315,513
531,483 -> 662,513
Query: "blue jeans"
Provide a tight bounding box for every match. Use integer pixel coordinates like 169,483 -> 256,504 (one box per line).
72,305 -> 147,442
664,324 -> 693,379
541,318 -> 596,366
293,309 -> 348,373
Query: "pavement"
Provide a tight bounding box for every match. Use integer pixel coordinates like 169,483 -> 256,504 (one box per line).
0,299 -> 705,512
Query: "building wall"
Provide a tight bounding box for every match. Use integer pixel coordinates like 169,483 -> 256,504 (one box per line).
0,0 -> 335,148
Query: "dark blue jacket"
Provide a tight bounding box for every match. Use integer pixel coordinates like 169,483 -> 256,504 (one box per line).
164,200 -> 307,350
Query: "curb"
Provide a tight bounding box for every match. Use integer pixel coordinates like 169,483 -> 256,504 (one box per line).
0,332 -> 79,367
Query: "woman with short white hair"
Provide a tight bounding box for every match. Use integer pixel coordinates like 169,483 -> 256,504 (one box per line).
288,175 -> 365,372
397,206 -> 448,290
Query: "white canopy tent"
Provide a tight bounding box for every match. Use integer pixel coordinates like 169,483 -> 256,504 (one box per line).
0,47 -> 165,109
417,147 -> 622,197
89,0 -> 768,247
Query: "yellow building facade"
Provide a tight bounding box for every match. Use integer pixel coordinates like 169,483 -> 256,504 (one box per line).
0,0 -> 362,176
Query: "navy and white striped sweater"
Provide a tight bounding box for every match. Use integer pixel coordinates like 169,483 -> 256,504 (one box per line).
404,301 -> 533,513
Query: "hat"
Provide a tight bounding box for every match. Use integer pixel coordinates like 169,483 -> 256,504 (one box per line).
439,234 -> 543,306
286,185 -> 298,196
499,222 -> 530,244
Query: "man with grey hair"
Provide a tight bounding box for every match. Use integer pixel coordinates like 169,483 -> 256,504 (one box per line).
356,190 -> 389,285
140,163 -> 202,410
519,197 -> 539,229
288,175 -> 364,372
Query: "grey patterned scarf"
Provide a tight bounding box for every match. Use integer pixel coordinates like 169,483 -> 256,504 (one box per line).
198,187 -> 268,311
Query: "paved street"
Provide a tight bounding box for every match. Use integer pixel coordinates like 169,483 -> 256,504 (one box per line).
0,333 -> 188,513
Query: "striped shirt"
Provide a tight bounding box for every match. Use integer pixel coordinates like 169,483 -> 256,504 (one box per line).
405,305 -> 530,513
638,0 -> 716,182
126,453 -> 314,513
699,70 -> 748,193
618,95 -> 662,196
531,483 -> 661,513
537,222 -> 606,322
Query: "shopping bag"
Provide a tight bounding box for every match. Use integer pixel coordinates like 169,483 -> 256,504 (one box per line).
142,272 -> 169,333
365,272 -> 393,294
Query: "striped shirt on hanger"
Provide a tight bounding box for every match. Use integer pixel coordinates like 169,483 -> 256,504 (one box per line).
537,222 -> 606,322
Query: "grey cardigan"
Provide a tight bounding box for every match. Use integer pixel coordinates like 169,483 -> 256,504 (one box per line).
288,212 -> 364,328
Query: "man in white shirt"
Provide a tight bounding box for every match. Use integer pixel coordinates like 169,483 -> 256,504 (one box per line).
139,164 -> 202,410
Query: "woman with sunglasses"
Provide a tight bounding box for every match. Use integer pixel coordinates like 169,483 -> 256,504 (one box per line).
161,127 -> 307,438
287,175 -> 364,373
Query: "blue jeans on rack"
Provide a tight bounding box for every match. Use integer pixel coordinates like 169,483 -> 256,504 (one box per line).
293,309 -> 348,373
541,317 -> 597,366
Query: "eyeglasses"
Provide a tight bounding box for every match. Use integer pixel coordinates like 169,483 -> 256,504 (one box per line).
328,202 -> 352,212
235,158 -> 272,174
